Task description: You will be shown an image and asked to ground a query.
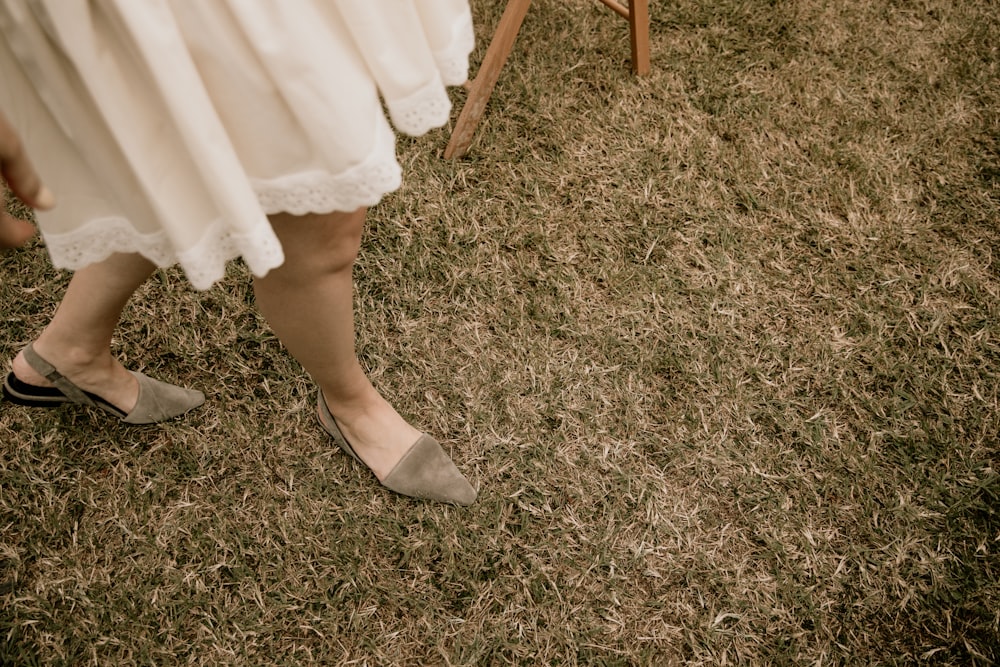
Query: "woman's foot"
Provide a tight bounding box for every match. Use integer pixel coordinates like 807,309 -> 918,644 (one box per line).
318,388 -> 423,481
6,342 -> 204,424
317,389 -> 476,505
11,342 -> 139,413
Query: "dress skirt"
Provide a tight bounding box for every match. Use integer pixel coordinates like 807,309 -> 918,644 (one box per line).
0,0 -> 474,289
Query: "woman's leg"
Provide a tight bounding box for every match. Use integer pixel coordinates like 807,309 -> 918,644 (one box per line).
252,208 -> 423,481
11,252 -> 156,412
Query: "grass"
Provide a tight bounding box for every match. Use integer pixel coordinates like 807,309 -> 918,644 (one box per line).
2,0 -> 998,664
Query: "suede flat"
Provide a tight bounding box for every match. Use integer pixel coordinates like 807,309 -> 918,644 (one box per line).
2,343 -> 205,424
316,389 -> 477,506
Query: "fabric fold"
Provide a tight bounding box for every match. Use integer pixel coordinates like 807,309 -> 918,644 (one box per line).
0,0 -> 474,289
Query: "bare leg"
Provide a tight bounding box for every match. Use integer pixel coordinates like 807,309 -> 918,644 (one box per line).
11,252 -> 155,412
253,208 -> 422,481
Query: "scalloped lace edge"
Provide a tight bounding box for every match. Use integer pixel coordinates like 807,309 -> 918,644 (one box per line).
384,6 -> 475,136
386,75 -> 453,137
42,216 -> 285,291
40,121 -> 407,290
434,7 -> 476,86
255,116 -> 403,214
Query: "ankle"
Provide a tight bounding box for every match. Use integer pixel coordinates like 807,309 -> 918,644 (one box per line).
320,387 -> 421,447
13,340 -> 116,387
31,338 -> 112,371
317,377 -> 382,419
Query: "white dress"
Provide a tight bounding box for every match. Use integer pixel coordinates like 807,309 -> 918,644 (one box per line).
0,0 -> 474,289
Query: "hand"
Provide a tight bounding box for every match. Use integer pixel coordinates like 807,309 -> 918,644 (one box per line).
1,110 -> 55,249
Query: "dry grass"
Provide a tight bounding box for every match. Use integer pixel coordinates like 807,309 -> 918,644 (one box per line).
2,0 -> 999,664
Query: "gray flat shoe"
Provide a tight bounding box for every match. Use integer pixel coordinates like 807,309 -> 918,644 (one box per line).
2,343 -> 205,425
316,390 -> 477,506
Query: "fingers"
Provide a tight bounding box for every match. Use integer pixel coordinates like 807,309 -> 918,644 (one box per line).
0,210 -> 36,249
0,110 -> 54,211
1,110 -> 53,249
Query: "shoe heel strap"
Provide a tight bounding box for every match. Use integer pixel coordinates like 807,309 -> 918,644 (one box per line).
317,390 -> 362,463
22,343 -> 97,408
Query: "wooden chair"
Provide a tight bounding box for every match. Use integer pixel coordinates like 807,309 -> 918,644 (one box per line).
444,0 -> 650,159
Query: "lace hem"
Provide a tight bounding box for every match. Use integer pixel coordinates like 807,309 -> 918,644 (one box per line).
383,4 -> 474,135
40,118 -> 403,289
42,216 -> 285,291
254,118 -> 403,215
43,217 -> 176,271
386,74 -> 453,137
176,220 -> 285,290
434,7 -> 476,86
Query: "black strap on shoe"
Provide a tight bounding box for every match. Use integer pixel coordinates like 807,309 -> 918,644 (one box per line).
22,343 -> 99,408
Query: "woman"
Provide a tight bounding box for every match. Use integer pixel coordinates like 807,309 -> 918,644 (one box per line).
0,0 -> 477,505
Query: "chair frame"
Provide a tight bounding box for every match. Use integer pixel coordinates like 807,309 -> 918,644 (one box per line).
444,0 -> 650,159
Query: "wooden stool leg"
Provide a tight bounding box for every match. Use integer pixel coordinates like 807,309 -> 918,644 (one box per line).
444,0 -> 532,159
628,0 -> 650,75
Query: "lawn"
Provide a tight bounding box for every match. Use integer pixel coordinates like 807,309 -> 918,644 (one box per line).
2,0 -> 998,664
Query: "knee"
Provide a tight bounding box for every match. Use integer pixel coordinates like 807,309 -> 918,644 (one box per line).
268,208 -> 366,281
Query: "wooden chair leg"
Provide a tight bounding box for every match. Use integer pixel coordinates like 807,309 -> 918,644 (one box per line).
596,0 -> 651,75
628,0 -> 650,75
444,0 -> 533,159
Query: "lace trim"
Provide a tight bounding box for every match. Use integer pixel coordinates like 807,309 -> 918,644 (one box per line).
39,118 -> 404,290
254,116 -> 402,214
42,217 -> 176,271
176,220 -> 285,290
42,215 -> 285,291
253,162 -> 402,216
386,75 -> 453,137
383,5 -> 474,135
434,8 -> 476,86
